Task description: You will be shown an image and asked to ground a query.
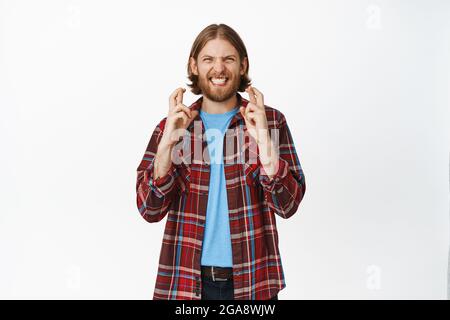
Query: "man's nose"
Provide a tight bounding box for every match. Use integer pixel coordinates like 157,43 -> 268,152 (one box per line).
213,59 -> 225,73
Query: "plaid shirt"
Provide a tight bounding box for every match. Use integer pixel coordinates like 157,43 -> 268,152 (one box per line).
136,93 -> 306,300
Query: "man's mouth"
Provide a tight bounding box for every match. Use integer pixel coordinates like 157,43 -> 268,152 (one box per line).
209,77 -> 228,86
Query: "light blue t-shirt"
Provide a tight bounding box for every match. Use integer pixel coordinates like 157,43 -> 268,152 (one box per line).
199,106 -> 239,268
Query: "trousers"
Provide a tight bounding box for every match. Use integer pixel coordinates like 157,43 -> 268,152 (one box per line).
201,271 -> 279,300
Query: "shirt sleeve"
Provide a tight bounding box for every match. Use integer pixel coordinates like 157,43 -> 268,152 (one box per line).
136,119 -> 181,223
258,113 -> 306,219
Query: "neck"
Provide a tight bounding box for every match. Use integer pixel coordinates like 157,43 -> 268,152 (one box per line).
201,93 -> 238,114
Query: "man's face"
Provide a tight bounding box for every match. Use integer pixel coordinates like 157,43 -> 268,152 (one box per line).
190,38 -> 247,102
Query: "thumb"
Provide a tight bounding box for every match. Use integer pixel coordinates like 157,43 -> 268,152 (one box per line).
191,109 -> 199,118
239,107 -> 245,118
186,110 -> 199,127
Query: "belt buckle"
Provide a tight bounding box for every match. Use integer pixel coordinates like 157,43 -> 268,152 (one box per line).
211,266 -> 228,282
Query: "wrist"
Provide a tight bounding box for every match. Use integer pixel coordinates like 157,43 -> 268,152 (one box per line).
256,130 -> 271,146
158,136 -> 175,151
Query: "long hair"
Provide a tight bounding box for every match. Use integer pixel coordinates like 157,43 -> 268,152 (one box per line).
186,24 -> 251,95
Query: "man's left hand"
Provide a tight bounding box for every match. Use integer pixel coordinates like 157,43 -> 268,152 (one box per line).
240,86 -> 279,179
239,86 -> 269,144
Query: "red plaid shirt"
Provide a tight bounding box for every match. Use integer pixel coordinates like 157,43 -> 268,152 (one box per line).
136,93 -> 306,300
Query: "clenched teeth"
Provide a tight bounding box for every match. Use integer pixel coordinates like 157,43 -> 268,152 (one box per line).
211,77 -> 228,84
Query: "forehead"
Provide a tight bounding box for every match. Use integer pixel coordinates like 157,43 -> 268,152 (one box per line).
198,38 -> 238,57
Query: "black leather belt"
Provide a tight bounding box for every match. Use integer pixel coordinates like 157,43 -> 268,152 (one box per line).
201,266 -> 233,281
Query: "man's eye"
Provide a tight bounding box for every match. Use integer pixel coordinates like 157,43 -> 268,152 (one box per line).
203,58 -> 212,62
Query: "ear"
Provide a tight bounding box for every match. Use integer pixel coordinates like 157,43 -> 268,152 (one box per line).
190,57 -> 198,75
240,57 -> 248,76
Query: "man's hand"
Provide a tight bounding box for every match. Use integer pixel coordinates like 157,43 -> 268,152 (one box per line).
160,87 -> 199,148
240,86 -> 279,179
239,86 -> 269,144
154,88 -> 198,180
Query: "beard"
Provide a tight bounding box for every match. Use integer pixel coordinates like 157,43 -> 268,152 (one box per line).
197,72 -> 241,102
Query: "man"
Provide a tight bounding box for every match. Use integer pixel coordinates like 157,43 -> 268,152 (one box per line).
136,24 -> 306,300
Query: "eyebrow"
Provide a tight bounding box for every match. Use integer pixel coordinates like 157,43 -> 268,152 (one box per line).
200,55 -> 237,59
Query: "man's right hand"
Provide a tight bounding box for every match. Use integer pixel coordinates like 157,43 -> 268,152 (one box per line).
154,88 -> 198,180
160,88 -> 199,148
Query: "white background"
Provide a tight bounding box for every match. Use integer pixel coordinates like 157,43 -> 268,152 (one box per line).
0,0 -> 449,299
